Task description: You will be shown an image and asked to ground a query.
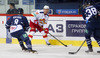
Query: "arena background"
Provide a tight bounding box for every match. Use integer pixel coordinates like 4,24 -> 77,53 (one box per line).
0,0 -> 100,47
0,14 -> 99,47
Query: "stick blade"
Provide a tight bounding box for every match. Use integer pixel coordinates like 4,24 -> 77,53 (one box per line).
64,45 -> 67,47
68,52 -> 76,54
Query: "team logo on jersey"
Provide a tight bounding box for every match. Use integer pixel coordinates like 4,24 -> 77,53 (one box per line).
39,19 -> 46,24
10,26 -> 17,31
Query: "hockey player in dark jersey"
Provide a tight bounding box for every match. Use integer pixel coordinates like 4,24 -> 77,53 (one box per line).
5,8 -> 37,53
82,3 -> 100,53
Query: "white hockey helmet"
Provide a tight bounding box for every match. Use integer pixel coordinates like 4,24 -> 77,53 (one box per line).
43,5 -> 50,9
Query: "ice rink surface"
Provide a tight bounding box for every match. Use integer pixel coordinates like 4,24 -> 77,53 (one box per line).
0,44 -> 100,58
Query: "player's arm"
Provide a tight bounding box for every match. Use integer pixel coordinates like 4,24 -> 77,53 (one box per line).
5,16 -> 13,29
22,16 -> 30,31
29,12 -> 38,29
82,9 -> 86,20
30,11 -> 39,24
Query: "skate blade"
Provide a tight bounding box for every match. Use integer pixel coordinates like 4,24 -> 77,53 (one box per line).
47,45 -> 52,46
30,51 -> 38,54
86,52 -> 94,54
23,50 -> 38,54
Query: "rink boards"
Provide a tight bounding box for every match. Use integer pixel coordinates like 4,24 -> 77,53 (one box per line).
0,14 -> 99,47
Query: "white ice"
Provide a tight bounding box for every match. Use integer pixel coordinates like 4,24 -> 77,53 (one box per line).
0,44 -> 100,58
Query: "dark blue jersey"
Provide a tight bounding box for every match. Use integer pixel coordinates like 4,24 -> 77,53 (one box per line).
5,15 -> 29,33
82,3 -> 100,23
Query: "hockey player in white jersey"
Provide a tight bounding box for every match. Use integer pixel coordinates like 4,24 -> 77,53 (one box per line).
28,5 -> 51,45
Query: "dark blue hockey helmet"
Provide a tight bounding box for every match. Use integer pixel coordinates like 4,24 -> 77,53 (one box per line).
18,8 -> 24,14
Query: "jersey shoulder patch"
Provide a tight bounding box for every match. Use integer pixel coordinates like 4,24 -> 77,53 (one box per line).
31,12 -> 39,17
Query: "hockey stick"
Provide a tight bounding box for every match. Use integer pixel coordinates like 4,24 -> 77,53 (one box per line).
48,32 -> 67,47
40,26 -> 67,47
69,40 -> 86,54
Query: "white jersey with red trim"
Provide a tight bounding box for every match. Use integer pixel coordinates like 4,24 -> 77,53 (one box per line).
30,10 -> 49,28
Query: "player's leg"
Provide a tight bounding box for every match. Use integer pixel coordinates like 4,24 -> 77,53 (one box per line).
28,31 -> 36,40
41,31 -> 51,45
17,38 -> 27,51
11,32 -> 27,51
94,30 -> 100,53
85,28 -> 93,53
11,31 -> 30,50
28,20 -> 36,40
37,25 -> 50,45
20,31 -> 37,53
